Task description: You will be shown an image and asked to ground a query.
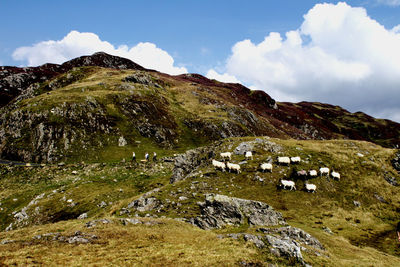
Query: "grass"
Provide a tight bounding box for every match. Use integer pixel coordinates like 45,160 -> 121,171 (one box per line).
0,218 -> 262,266
1,137 -> 400,265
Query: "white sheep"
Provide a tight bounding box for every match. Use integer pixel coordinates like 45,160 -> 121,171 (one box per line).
277,156 -> 290,165
309,170 -> 318,177
319,167 -> 330,176
280,179 -> 296,190
212,159 -> 226,172
226,162 -> 241,173
220,152 -> 232,161
305,183 -> 317,193
290,156 -> 301,164
245,151 -> 253,160
260,163 -> 273,172
331,171 -> 340,180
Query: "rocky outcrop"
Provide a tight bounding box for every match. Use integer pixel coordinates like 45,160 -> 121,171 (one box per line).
392,151 -> 400,173
121,188 -> 162,214
221,226 -> 324,265
170,146 -> 215,184
259,226 -> 325,250
190,194 -> 286,229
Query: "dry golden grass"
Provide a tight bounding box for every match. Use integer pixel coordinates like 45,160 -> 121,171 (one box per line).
0,218 -> 262,266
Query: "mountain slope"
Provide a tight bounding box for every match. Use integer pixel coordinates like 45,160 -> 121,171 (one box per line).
0,137 -> 399,266
0,52 -> 399,163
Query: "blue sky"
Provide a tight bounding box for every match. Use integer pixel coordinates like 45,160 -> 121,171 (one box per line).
1,0 -> 400,122
1,0 -> 399,72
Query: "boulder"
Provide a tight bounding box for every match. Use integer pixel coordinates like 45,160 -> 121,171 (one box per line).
392,151 -> 400,172
127,197 -> 161,212
234,142 -> 254,155
190,194 -> 286,229
170,146 -> 213,184
265,235 -> 303,264
259,226 -> 325,250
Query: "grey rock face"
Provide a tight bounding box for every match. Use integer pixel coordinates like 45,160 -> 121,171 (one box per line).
234,142 -> 254,155
353,201 -> 361,207
85,218 -> 112,228
392,151 -> 400,172
77,213 -> 88,220
259,226 -> 325,250
118,136 -> 127,147
190,194 -> 286,229
127,196 -> 161,212
384,173 -> 398,186
170,146 -> 214,184
265,235 -> 303,263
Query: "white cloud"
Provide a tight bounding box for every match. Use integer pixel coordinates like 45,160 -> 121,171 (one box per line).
206,69 -> 241,83
376,0 -> 400,6
209,2 -> 400,122
12,31 -> 187,75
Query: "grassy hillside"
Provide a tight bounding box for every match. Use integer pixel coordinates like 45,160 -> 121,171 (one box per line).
1,137 -> 399,266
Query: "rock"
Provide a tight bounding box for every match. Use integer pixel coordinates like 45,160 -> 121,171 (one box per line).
392,151 -> 400,172
357,153 -> 364,157
98,201 -> 107,208
384,174 -> 398,186
121,218 -> 143,225
178,196 -> 188,201
374,193 -> 388,203
259,226 -> 325,250
353,201 -> 361,207
77,213 -> 88,220
170,146 -> 213,184
85,218 -> 111,228
243,234 -> 265,248
0,239 -> 15,245
234,142 -> 254,155
190,194 -> 286,229
323,227 -> 333,235
118,136 -> 127,147
127,197 -> 161,212
265,235 -> 303,263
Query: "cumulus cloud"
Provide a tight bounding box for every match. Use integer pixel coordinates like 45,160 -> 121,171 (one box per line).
206,69 -> 241,83
12,31 -> 187,75
376,0 -> 400,6
209,2 -> 400,122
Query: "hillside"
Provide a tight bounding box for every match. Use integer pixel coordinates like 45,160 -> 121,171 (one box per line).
1,52 -> 400,266
0,137 -> 399,266
1,52 -> 400,163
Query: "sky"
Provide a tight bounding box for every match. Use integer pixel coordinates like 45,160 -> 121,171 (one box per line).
1,0 -> 400,122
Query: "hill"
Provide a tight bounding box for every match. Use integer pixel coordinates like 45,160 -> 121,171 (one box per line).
1,52 -> 400,266
1,52 -> 400,164
0,137 -> 399,266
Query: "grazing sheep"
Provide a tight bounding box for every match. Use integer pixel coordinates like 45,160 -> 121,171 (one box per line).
290,156 -> 301,164
297,170 -> 308,178
245,151 -> 253,160
277,156 -> 290,165
227,162 -> 241,173
260,163 -> 273,172
305,183 -> 317,193
279,179 -> 296,190
331,171 -> 340,180
309,170 -> 318,177
220,152 -> 232,161
319,167 -> 330,176
212,159 -> 226,172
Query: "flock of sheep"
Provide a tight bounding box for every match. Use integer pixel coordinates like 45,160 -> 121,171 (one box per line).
212,151 -> 341,193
